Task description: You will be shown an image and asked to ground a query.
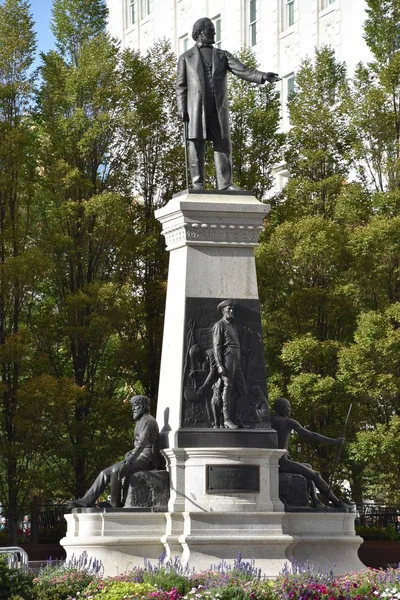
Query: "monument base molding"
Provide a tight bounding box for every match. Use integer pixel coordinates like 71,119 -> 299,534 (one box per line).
62,509 -> 366,576
62,446 -> 365,576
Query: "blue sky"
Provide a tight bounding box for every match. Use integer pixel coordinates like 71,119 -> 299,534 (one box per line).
29,0 -> 56,62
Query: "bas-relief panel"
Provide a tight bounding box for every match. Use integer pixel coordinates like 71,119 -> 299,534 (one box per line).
181,298 -> 270,430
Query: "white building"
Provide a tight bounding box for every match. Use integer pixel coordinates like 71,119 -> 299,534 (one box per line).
107,0 -> 372,189
107,0 -> 371,106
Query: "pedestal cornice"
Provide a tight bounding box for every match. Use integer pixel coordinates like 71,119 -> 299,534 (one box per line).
155,192 -> 270,251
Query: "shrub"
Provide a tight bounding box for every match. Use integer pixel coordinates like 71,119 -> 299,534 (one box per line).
0,555 -> 36,600
136,555 -> 193,596
273,562 -> 400,600
34,568 -> 97,600
141,569 -> 191,596
34,553 -> 102,600
94,581 -> 157,599
356,524 -> 400,541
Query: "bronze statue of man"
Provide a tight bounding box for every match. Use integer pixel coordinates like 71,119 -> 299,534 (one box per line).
271,397 -> 351,509
212,299 -> 248,429
176,17 -> 279,191
68,395 -> 159,508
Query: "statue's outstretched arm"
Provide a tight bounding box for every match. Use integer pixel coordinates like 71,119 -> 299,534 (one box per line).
293,421 -> 341,447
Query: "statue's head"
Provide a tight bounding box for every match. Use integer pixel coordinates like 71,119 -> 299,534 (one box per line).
217,299 -> 235,322
274,397 -> 291,417
192,17 -> 215,45
129,395 -> 150,419
189,344 -> 201,358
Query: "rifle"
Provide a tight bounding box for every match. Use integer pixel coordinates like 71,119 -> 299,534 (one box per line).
325,403 -> 352,506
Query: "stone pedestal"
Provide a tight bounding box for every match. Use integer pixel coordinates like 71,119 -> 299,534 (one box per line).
154,190 -> 271,440
62,191 -> 365,576
124,470 -> 170,510
160,446 -> 292,573
283,512 -> 365,573
164,447 -> 283,514
62,510 -> 166,576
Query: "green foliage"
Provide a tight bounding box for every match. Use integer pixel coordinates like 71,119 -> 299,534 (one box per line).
185,584 -> 253,600
115,39 -> 182,403
34,564 -> 98,600
0,0 -> 53,543
278,46 -> 353,220
351,1 -> 400,191
119,39 -> 184,201
364,0 -> 400,67
349,64 -> 396,191
0,0 -> 36,86
356,523 -> 400,541
228,47 -> 284,198
94,581 -> 156,599
349,415 -> 400,503
141,569 -> 192,595
51,0 -> 108,66
347,217 -> 400,310
0,556 -> 36,600
35,29 -> 131,494
338,304 -> 400,420
257,45 -> 379,499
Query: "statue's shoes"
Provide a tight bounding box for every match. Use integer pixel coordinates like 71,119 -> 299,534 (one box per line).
220,184 -> 243,192
66,499 -> 91,508
224,419 -> 238,430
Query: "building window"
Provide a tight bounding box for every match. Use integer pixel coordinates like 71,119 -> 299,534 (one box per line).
249,0 -> 257,46
140,0 -> 150,19
125,0 -> 135,28
275,168 -> 290,192
179,34 -> 189,54
286,0 -> 294,28
282,73 -> 295,126
287,74 -> 295,98
321,0 -> 336,8
212,14 -> 222,48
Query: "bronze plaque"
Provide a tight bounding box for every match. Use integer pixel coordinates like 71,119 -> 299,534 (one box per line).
206,464 -> 260,493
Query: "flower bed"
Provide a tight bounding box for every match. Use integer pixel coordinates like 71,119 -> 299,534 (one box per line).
2,552 -> 400,600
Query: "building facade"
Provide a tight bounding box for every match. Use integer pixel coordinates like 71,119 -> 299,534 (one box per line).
107,0 -> 371,101
107,0 -> 372,189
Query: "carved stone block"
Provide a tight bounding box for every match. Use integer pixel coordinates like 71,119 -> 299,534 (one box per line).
279,472 -> 309,508
123,470 -> 170,511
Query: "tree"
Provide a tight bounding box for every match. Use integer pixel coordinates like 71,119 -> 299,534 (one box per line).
34,0 -> 133,498
227,47 -> 284,198
339,303 -> 400,502
114,40 -> 184,405
338,304 -> 400,427
0,0 -> 44,542
51,0 -> 108,67
350,0 -> 400,191
256,47 -> 362,496
274,46 -> 353,222
33,0 -> 185,498
347,215 -> 400,311
256,216 -> 357,486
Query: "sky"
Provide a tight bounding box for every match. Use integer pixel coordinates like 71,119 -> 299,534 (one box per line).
29,0 -> 56,64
